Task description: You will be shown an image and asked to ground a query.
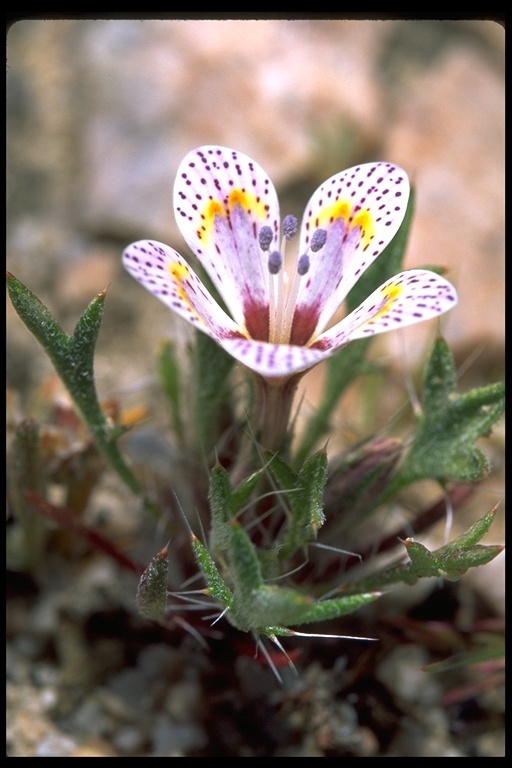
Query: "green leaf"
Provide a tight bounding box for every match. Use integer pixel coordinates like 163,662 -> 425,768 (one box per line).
264,450 -> 299,490
432,507 -> 503,579
208,462 -> 264,554
156,340 -> 184,441
341,507 -> 503,594
191,330 -> 235,455
297,449 -> 328,538
240,585 -> 314,629
230,580 -> 380,634
7,273 -> 142,496
228,519 -> 264,599
136,545 -> 170,621
288,591 -> 380,625
437,506 -> 497,551
230,468 -> 264,514
191,534 -> 232,608
239,587 -> 380,638
266,449 -> 329,557
386,337 -> 504,494
208,462 -> 233,554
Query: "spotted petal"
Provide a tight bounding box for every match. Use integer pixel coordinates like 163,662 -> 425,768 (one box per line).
290,163 -> 410,346
313,270 -> 458,352
122,240 -> 242,342
173,145 -> 280,342
219,337 -> 329,379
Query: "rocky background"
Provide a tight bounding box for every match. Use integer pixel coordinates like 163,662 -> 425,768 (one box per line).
7,18 -> 504,756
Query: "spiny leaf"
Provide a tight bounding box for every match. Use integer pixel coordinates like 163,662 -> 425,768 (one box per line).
258,592 -> 380,637
136,546 -> 170,621
384,337 -> 504,496
298,449 -> 328,537
230,468 -> 264,513
208,462 -> 233,554
228,519 -> 264,599
7,273 -> 141,495
264,450 -> 299,490
290,591 -> 380,625
242,585 -> 314,629
436,506 -> 498,553
191,534 -> 232,608
265,449 -> 329,557
208,462 -> 264,554
340,507 -> 503,594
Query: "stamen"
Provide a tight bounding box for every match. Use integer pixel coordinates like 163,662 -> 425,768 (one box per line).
297,254 -> 310,275
280,252 -> 310,344
310,228 -> 327,252
259,225 -> 273,252
282,214 -> 298,240
268,250 -> 282,275
267,214 -> 304,345
268,250 -> 283,343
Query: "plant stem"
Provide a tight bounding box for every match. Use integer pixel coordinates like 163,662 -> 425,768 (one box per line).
251,373 -> 303,453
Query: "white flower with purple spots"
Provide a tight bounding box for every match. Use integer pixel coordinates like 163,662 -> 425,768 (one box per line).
123,146 -> 457,381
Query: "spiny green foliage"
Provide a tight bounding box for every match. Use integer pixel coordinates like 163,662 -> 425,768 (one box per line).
264,449 -> 328,557
381,337 -> 505,501
136,545 -> 170,621
340,506 -> 503,595
7,273 -> 141,495
7,267 -> 504,644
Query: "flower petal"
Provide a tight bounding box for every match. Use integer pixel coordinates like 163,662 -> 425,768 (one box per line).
291,163 -> 410,345
173,145 -> 280,341
220,337 -> 328,379
312,270 -> 458,351
123,240 -> 243,341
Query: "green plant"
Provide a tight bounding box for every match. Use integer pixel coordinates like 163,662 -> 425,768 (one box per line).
7,145 -> 504,674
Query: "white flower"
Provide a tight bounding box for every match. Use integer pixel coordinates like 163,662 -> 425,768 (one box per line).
123,145 -> 457,380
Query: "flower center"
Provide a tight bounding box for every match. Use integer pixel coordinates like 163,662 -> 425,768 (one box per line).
259,217 -> 327,345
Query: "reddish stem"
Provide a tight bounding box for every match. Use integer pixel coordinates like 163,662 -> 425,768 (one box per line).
26,491 -> 145,576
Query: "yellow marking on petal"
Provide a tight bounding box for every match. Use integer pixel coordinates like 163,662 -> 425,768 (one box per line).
168,261 -> 203,323
352,209 -> 374,247
198,199 -> 227,246
199,190 -> 267,246
227,188 -> 267,220
204,199 -> 226,222
316,199 -> 375,248
169,261 -> 190,281
370,283 -> 403,321
317,199 -> 351,224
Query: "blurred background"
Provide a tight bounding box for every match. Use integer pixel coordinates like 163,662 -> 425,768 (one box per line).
6,19 -> 505,756
7,19 -> 504,385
